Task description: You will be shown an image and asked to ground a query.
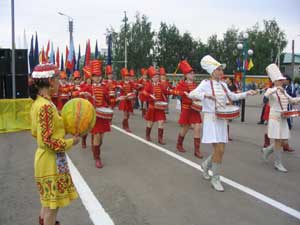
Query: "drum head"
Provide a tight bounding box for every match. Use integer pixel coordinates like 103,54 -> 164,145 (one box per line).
155,101 -> 168,106
217,105 -> 240,113
96,107 -> 113,113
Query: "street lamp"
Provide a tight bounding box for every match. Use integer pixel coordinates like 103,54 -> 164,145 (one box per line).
58,11 -> 74,48
236,32 -> 254,122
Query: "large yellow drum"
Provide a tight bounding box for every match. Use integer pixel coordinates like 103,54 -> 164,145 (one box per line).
61,98 -> 96,136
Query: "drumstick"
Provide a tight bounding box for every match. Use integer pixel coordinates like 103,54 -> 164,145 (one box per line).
173,63 -> 180,76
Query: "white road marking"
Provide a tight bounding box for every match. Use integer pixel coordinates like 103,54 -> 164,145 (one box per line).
67,155 -> 115,225
112,124 -> 300,220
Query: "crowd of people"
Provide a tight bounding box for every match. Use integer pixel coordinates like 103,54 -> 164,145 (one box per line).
28,55 -> 300,225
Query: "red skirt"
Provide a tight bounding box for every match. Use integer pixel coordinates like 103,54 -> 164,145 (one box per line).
144,106 -> 166,122
139,92 -> 147,102
178,108 -> 202,125
119,99 -> 133,112
91,117 -> 111,134
57,97 -> 69,111
263,103 -> 270,121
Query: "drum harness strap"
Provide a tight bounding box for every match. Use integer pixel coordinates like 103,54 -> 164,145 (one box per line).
210,80 -> 233,109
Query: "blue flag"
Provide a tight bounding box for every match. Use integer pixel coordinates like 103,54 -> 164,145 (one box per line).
77,45 -> 81,71
95,40 -> 99,59
60,54 -> 64,71
34,32 -> 39,66
106,34 -> 112,65
29,35 -> 34,73
49,42 -> 55,64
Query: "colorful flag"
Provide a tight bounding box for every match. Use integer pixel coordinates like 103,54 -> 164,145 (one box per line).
244,59 -> 248,71
49,42 -> 55,64
29,35 -> 34,73
45,40 -> 50,61
60,53 -> 64,71
34,32 -> 39,66
84,39 -> 91,66
95,40 -> 99,59
77,45 -> 81,71
65,46 -> 69,68
107,34 -> 112,65
67,37 -> 75,70
56,47 -> 60,68
247,58 -> 254,71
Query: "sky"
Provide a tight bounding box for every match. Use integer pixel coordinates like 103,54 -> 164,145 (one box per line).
0,0 -> 300,57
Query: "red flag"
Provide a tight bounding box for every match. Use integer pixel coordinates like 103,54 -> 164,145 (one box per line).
45,40 -> 50,61
56,47 -> 60,68
40,47 -> 46,63
85,39 -> 91,66
65,46 -> 69,68
244,59 -> 249,71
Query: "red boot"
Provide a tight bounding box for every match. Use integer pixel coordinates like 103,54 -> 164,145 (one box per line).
123,119 -> 132,133
194,138 -> 203,159
92,145 -> 103,168
176,135 -> 186,152
145,127 -> 152,141
158,128 -> 166,145
82,134 -> 87,149
283,143 -> 295,152
39,216 -> 43,225
91,134 -> 94,149
263,133 -> 270,148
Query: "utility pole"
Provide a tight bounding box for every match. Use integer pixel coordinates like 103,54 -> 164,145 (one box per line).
291,39 -> 295,78
11,0 -> 16,98
123,11 -> 128,68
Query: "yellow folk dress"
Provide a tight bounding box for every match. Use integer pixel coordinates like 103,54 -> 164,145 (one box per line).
30,95 -> 78,209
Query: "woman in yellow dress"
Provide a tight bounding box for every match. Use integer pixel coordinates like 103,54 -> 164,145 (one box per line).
30,63 -> 79,225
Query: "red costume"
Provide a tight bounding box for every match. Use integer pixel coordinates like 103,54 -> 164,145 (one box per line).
104,65 -> 117,109
57,71 -> 70,111
173,80 -> 202,125
174,60 -> 203,158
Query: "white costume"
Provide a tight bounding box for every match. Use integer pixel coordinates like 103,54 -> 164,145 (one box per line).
265,64 -> 300,139
189,79 -> 247,143
189,55 -> 248,144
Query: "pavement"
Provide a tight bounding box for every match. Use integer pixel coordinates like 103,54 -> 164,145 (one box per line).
1,94 -> 300,225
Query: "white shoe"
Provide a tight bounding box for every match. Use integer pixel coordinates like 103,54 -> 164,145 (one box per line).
261,146 -> 273,162
201,162 -> 211,180
201,155 -> 212,180
274,162 -> 288,173
211,175 -> 224,192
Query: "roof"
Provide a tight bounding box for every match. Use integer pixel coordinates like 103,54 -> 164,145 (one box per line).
282,53 -> 300,64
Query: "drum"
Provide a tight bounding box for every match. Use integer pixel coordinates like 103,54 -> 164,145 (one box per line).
109,91 -> 115,97
96,107 -> 114,120
59,94 -> 69,100
191,101 -> 202,112
216,105 -> 240,120
126,92 -> 136,100
154,101 -> 168,110
282,110 -> 300,118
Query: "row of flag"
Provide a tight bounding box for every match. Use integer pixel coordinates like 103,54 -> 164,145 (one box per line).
236,57 -> 254,71
28,33 -> 113,76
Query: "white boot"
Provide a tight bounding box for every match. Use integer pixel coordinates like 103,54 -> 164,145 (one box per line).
261,144 -> 274,162
201,155 -> 212,180
274,150 -> 287,173
210,163 -> 224,192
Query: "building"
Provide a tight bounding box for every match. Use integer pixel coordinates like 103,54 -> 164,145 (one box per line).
281,53 -> 300,78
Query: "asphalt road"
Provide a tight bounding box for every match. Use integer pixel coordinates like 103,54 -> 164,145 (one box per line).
1,95 -> 300,225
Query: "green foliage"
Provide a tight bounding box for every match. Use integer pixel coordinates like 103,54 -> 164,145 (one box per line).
106,16 -> 287,75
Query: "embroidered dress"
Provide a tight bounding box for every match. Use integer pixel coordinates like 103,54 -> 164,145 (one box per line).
30,95 -> 78,209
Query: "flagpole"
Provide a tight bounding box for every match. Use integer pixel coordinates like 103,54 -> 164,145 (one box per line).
124,11 -> 128,68
11,0 -> 16,99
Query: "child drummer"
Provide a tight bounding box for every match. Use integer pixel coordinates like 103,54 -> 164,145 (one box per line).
261,64 -> 300,172
143,66 -> 171,145
189,55 -> 257,192
87,60 -> 111,169
172,60 -> 203,158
